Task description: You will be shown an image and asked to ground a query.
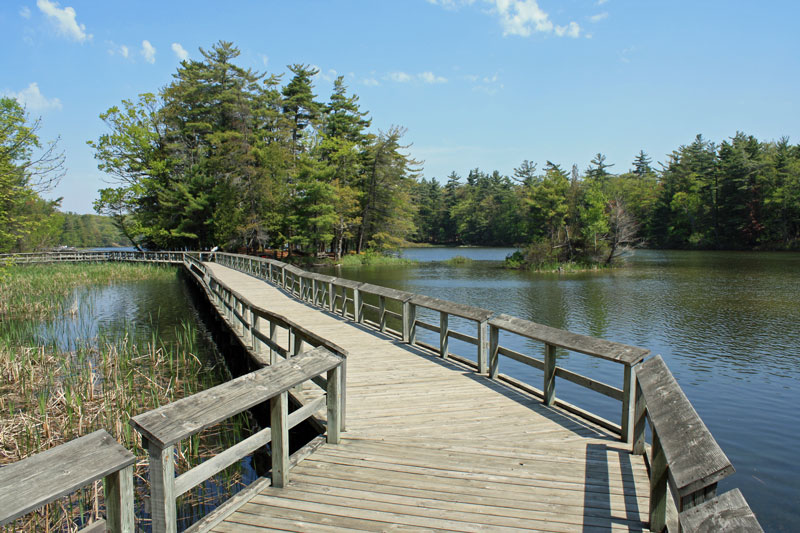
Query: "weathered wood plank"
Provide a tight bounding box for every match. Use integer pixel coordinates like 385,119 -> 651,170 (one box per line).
490,313 -> 649,365
410,293 -> 493,322
637,355 -> 735,498
679,489 -> 763,533
131,347 -> 344,448
0,430 -> 135,526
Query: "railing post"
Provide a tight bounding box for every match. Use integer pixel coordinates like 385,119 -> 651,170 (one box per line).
354,288 -> 363,323
402,301 -> 411,342
268,321 -> 278,364
439,311 -> 449,359
379,296 -> 387,333
326,364 -> 342,444
543,343 -> 556,406
288,327 -> 296,357
250,308 -> 259,353
649,430 -> 669,532
632,377 -> 647,455
621,363 -> 636,443
327,281 -> 334,312
477,320 -> 489,374
489,325 -> 500,378
104,464 -> 134,533
146,439 -> 176,533
270,391 -> 289,488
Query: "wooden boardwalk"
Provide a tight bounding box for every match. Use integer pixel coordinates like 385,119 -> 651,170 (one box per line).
202,262 -> 650,532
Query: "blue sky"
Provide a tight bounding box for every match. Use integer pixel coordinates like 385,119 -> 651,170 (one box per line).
3,0 -> 799,213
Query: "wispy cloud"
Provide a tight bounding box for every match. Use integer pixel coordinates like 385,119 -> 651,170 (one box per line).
386,71 -> 448,84
362,78 -> 380,87
590,12 -> 608,23
141,40 -> 156,64
388,71 -> 414,83
106,41 -> 130,58
20,6 -> 31,19
259,54 -> 269,66
36,0 -> 91,42
420,71 -> 447,84
171,42 -> 188,61
428,0 -> 581,39
5,82 -> 62,112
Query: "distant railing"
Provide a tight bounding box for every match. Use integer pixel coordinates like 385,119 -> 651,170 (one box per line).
2,250 -> 762,531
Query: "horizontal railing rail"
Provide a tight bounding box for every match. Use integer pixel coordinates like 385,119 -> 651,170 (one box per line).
0,429 -> 135,532
131,346 -> 345,533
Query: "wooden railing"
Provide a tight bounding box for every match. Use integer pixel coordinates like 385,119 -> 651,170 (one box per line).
2,250 -> 762,531
0,430 -> 136,533
213,252 -> 642,441
131,346 -> 345,533
1,250 -> 186,264
211,251 -> 762,532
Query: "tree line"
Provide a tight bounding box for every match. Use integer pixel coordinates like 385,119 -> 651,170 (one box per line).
91,41 -> 418,258
412,135 -> 800,265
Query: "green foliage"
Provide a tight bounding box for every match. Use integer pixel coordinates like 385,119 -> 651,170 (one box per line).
413,133 -> 800,256
57,212 -> 132,248
0,97 -> 64,253
89,41 -> 418,257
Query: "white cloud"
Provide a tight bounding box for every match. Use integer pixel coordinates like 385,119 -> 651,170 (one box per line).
259,54 -> 269,66
597,0 -> 608,5
420,71 -> 447,84
388,71 -> 413,83
171,42 -> 188,61
20,6 -> 31,18
317,68 -> 338,83
141,40 -> 156,64
36,0 -> 90,42
362,78 -> 380,87
430,0 -> 581,39
5,82 -> 62,112
120,45 -> 129,58
106,41 -> 130,58
590,12 -> 608,23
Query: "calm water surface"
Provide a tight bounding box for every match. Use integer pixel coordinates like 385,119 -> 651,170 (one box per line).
322,247 -> 800,531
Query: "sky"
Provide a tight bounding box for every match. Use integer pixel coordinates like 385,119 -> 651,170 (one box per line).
2,0 -> 799,214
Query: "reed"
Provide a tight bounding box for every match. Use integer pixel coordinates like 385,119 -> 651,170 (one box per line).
0,264 -> 254,532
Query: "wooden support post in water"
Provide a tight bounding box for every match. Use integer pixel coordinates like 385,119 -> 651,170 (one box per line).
104,464 -> 134,533
649,430 -> 669,533
477,320 -> 489,374
621,363 -> 636,443
270,391 -> 289,488
489,325 -> 499,379
543,343 -> 556,406
326,365 -> 341,444
440,312 -> 449,359
146,439 -> 176,533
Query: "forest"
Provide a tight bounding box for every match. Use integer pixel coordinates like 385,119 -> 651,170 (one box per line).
3,40 -> 799,263
413,134 -> 800,266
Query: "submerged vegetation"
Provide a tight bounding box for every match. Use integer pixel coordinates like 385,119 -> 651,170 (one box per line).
0,263 -> 253,531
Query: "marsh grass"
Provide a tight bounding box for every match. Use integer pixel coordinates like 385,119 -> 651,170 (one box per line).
338,250 -> 416,267
0,264 -> 255,532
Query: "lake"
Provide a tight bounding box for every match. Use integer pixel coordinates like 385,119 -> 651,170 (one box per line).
320,247 -> 800,531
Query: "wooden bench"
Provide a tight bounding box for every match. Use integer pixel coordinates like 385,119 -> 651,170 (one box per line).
0,429 -> 135,532
679,489 -> 763,532
635,355 -> 735,531
131,346 -> 345,533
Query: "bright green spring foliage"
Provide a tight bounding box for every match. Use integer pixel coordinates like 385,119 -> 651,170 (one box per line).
90,41 -> 418,258
0,97 -> 64,253
412,133 -> 800,265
